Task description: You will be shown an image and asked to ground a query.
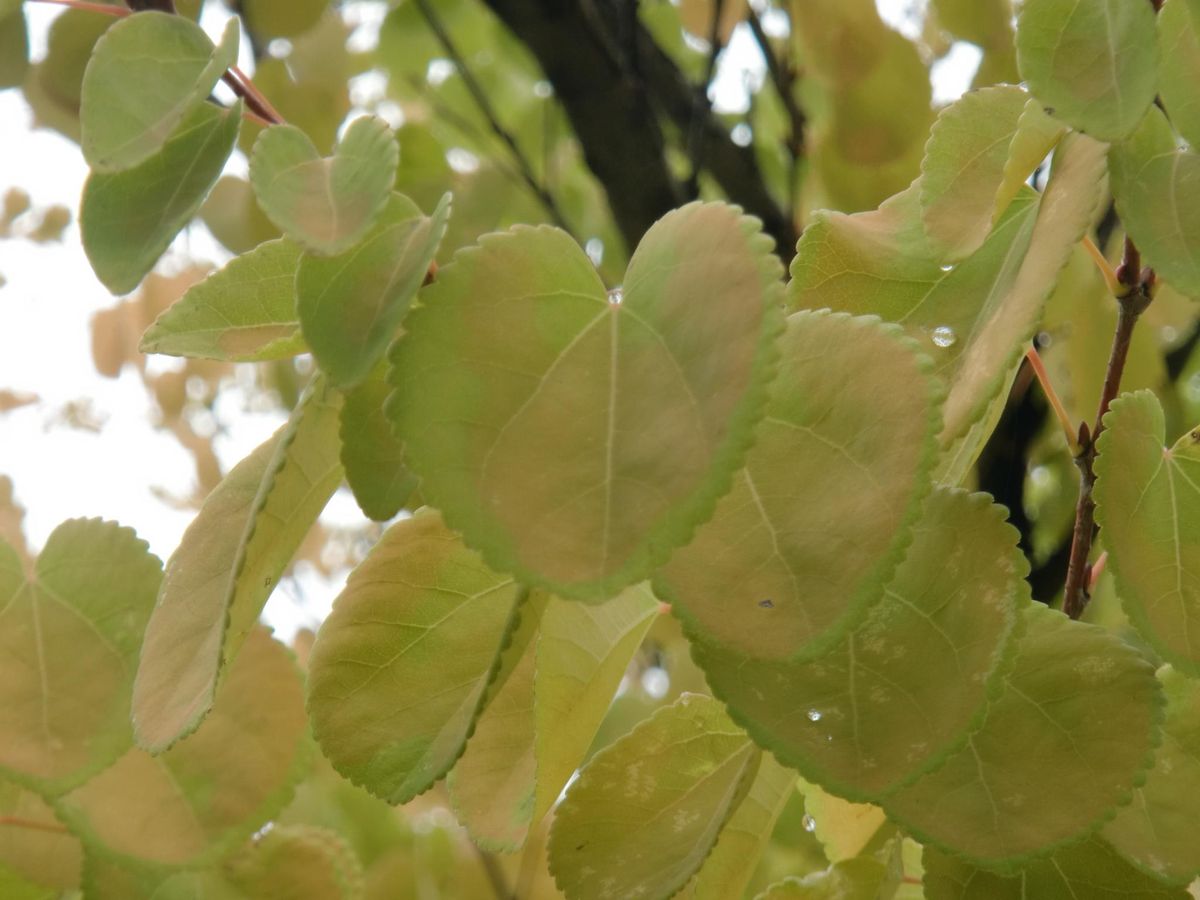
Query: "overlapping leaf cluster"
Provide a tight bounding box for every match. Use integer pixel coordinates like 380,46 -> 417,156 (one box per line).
9,0 -> 1200,898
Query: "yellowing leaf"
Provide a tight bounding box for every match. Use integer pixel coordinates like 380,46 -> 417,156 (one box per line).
1094,390 -> 1200,674
883,604 -> 1160,870
387,202 -> 783,601
250,115 -> 399,255
659,311 -> 941,661
140,237 -> 305,362
797,780 -> 887,862
305,511 -> 523,804
60,627 -> 310,868
81,13 -> 238,172
1016,0 -> 1158,141
297,192 -> 450,388
0,520 -> 160,797
133,377 -> 343,752
548,694 -> 760,900
82,99 -> 242,295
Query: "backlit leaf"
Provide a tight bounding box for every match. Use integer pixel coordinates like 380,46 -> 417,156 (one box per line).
923,837 -> 1189,899
60,627 -> 310,868
340,361 -> 417,521
0,781 -> 82,891
225,826 -> 363,899
0,8 -> 28,90
1016,0 -> 1157,141
692,488 -> 1025,797
1159,0 -> 1200,149
133,377 -> 343,753
241,0 -> 330,40
796,780 -> 887,862
139,237 -> 305,361
82,99 -> 242,295
1110,106 -> 1200,298
297,192 -> 450,388
754,858 -> 897,900
250,115 -> 399,255
387,202 -> 783,601
306,511 -> 523,804
81,13 -> 238,172
1094,390 -> 1200,674
548,694 -> 760,900
0,520 -> 160,796
659,311 -> 941,661
1104,666 -> 1200,883
883,604 -> 1160,870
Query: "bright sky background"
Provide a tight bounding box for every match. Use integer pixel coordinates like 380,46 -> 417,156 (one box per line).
0,0 -> 979,639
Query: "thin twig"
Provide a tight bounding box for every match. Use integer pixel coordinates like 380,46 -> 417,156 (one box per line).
1025,347 -> 1080,455
230,64 -> 284,124
413,0 -> 574,236
746,6 -> 806,224
1062,239 -> 1155,619
1081,235 -> 1122,296
684,0 -> 725,195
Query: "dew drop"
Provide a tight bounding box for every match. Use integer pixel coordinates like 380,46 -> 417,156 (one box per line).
931,325 -> 957,348
608,286 -> 624,305
806,709 -> 823,722
802,814 -> 817,832
939,263 -> 955,273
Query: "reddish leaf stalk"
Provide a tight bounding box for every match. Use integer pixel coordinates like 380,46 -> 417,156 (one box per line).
0,815 -> 69,834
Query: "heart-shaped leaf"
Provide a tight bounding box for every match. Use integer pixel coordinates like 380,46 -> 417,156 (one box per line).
387,202 -> 784,601
250,115 -> 399,255
81,12 -> 238,172
297,191 -> 450,387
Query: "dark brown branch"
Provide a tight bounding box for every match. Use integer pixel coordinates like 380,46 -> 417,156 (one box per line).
684,0 -> 726,194
746,6 -> 806,222
413,0 -> 575,237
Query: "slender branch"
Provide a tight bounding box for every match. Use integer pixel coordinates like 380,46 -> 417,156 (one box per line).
684,0 -> 725,194
1024,347 -> 1080,454
413,0 -> 574,237
0,815 -> 68,835
1062,239 -> 1155,619
746,6 -> 805,223
229,64 -> 284,124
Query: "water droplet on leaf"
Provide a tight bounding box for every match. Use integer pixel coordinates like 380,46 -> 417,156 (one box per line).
806,709 -> 822,722
802,814 -> 816,832
608,286 -> 624,305
931,325 -> 957,348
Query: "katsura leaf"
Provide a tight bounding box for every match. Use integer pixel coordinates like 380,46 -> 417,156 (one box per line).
1016,0 -> 1158,141
0,521 -> 161,797
0,781 -> 82,891
1104,666 -> 1200,884
297,191 -> 450,388
754,858 -> 897,900
883,604 -> 1160,870
81,13 -> 238,172
797,781 -> 888,862
548,694 -> 760,900
241,0 -> 330,40
139,237 -> 305,362
659,311 -> 941,661
1158,0 -> 1200,149
82,99 -> 241,295
225,826 -> 363,899
1094,390 -> 1200,673
133,377 -> 343,753
59,627 -> 310,868
923,838 -> 1189,899
340,361 -> 417,521
920,86 -> 1063,261
692,488 -> 1025,798
249,115 -> 399,255
1110,106 -> 1200,299
305,511 -> 523,805
387,202 -> 783,601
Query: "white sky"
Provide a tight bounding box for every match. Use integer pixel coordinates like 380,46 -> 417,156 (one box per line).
0,0 -> 978,638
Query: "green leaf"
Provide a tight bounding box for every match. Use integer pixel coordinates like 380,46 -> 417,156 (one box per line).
1016,0 -> 1158,141
1110,106 -> 1200,299
297,192 -> 450,388
387,202 -> 784,601
923,837 -> 1190,900
692,488 -> 1026,798
81,13 -> 238,172
249,115 -> 399,255
305,511 -> 524,804
448,584 -> 659,850
1094,390 -> 1200,674
225,826 -> 363,899
754,858 -> 897,900
679,755 -> 797,900
658,310 -> 941,661
919,86 -> 1064,261
1104,666 -> 1200,884
883,604 -> 1161,870
133,377 -> 343,753
82,99 -> 242,295
791,131 -> 1106,447
139,237 -> 305,361
241,0 -> 330,40
59,627 -> 310,868
548,694 -> 760,900
340,361 -> 418,521
0,8 -> 29,90
1159,0 -> 1200,149
0,520 -> 161,797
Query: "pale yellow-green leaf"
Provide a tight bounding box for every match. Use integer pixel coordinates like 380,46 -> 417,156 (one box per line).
0,781 -> 81,891
340,361 -> 417,522
133,377 -> 343,752
754,858 -> 897,900
225,825 -> 363,899
1159,0 -> 1200,149
241,0 -> 329,40
797,780 -> 888,863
